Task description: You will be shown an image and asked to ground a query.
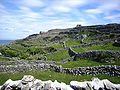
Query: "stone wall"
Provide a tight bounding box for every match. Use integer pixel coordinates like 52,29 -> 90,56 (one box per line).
74,50 -> 120,62
1,63 -> 119,77
0,63 -> 51,73
68,47 -> 77,57
50,65 -> 120,77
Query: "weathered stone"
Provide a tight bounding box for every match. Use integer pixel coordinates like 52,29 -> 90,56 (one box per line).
0,76 -> 119,90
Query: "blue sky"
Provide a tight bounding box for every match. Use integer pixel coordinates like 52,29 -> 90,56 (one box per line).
0,0 -> 120,40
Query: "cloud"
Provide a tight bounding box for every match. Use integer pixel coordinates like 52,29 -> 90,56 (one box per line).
85,0 -> 120,14
16,0 -> 45,8
0,0 -> 120,39
43,0 -> 89,13
0,3 -> 8,14
17,6 -> 42,20
0,6 -> 43,39
0,3 -> 6,9
104,14 -> 120,20
85,9 -> 102,14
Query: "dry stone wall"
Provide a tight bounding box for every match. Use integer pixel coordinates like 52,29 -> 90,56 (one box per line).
74,50 -> 120,62
50,65 -> 120,77
0,63 -> 120,77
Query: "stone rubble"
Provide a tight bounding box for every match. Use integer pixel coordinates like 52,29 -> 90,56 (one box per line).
0,75 -> 120,90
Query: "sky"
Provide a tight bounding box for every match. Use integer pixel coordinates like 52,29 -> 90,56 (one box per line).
0,0 -> 120,40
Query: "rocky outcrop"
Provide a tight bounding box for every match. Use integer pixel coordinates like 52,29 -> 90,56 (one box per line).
0,75 -> 120,90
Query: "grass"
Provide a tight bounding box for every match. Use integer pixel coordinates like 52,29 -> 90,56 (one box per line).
0,58 -> 9,62
46,50 -> 70,61
73,43 -> 120,53
9,44 -> 28,51
0,71 -> 119,85
0,56 -> 12,62
62,59 -> 120,68
65,38 -> 80,47
51,43 -> 63,49
62,59 -> 107,68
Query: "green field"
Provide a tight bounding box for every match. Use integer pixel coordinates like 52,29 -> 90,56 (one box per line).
73,43 -> 120,53
46,50 -> 70,61
62,59 -> 108,68
65,38 -> 80,47
0,71 -> 119,85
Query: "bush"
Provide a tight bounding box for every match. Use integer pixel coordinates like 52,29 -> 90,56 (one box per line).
27,47 -> 45,55
45,47 -> 57,53
1,49 -> 20,57
109,34 -> 115,38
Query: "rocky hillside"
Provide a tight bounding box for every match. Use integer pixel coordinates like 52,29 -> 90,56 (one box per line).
0,23 -> 120,85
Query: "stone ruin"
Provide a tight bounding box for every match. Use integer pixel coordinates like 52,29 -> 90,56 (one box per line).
0,75 -> 120,90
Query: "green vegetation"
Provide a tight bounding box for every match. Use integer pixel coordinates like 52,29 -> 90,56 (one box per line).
0,71 -> 119,85
27,47 -> 45,55
46,50 -> 70,61
73,43 -> 120,53
45,46 -> 57,53
50,43 -> 63,49
65,38 -> 80,47
0,57 -> 10,62
62,59 -> 107,68
62,59 -> 120,68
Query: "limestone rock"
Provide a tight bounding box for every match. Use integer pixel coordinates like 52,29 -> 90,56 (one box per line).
70,78 -> 120,90
0,75 -> 120,90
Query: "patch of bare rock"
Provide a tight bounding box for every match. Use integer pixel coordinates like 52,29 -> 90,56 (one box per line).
0,75 -> 120,90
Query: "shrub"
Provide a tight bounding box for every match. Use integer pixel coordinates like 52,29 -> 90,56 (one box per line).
109,34 -> 115,38
27,47 -> 45,55
1,49 -> 20,57
45,47 -> 57,53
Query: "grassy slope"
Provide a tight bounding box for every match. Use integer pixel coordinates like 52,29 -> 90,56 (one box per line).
0,71 -> 119,85
62,59 -> 120,68
73,43 -> 120,53
46,50 -> 70,61
50,43 -> 63,49
65,38 -> 80,47
62,59 -> 107,68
